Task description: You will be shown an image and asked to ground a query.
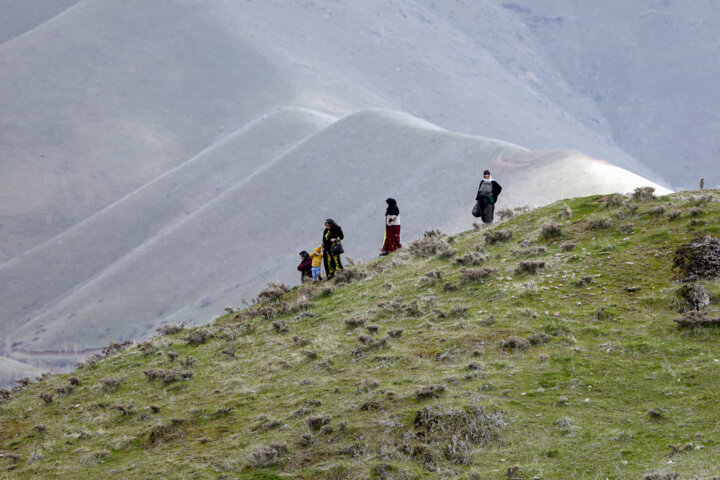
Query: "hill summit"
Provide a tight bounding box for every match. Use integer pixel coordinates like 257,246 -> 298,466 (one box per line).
1,189 -> 719,479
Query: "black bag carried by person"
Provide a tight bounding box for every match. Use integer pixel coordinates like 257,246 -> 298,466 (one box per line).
472,203 -> 482,218
331,242 -> 344,255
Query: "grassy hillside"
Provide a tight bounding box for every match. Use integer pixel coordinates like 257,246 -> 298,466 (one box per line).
1,190 -> 719,479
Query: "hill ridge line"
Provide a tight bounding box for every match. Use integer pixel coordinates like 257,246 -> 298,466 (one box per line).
0,0 -> 84,51
0,106 -> 337,272
11,108 -> 344,345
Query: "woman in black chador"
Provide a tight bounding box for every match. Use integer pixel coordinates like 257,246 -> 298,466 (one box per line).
475,169 -> 502,224
322,218 -> 344,279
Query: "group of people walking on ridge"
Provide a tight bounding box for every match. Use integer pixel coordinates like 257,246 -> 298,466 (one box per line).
297,170 -> 501,283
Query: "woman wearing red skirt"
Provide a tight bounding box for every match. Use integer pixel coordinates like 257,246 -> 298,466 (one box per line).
379,198 -> 402,256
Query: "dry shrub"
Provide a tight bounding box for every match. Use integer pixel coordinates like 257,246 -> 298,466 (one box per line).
689,193 -> 716,206
688,207 -> 703,217
601,194 -> 625,208
419,270 -> 443,287
666,210 -> 682,220
102,339 -> 133,356
55,385 -> 74,396
256,282 -> 290,302
345,317 -> 366,328
460,267 -> 497,283
307,415 -> 332,431
673,235 -> 720,281
408,230 -> 450,257
352,336 -> 388,355
619,223 -> 635,234
138,341 -> 157,355
312,285 -> 335,298
415,385 -> 446,400
38,392 -> 53,404
179,357 -> 196,368
68,377 -> 81,386
355,378 -> 379,393
157,323 -> 185,336
454,252 -> 488,266
554,416 -> 575,434
143,418 -> 185,448
114,402 -> 135,416
301,350 -> 318,360
249,443 -> 287,467
557,205 -> 572,219
366,324 -> 379,334
676,283 -> 711,311
587,218 -> 612,230
515,261 -> 545,275
643,472 -> 679,480
388,329 -> 404,338
100,378 -> 122,391
647,408 -> 665,418
403,300 -> 422,316
272,320 -> 289,333
183,328 -> 211,345
143,369 -> 193,384
541,222 -> 562,239
528,333 -> 551,345
497,208 -> 515,221
500,336 -> 529,350
673,311 -> 720,329
334,268 -> 367,285
573,276 -> 593,287
647,205 -> 666,216
437,247 -> 457,260
484,229 -> 513,245
560,242 -> 576,251
632,186 -> 656,201
413,404 -> 505,465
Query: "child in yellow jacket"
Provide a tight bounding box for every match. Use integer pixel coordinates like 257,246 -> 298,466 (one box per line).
310,245 -> 323,282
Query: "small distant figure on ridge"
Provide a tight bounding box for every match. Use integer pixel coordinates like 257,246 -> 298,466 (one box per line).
297,251 -> 313,283
322,218 -> 344,280
473,169 -> 502,224
379,198 -> 402,256
309,245 -> 324,283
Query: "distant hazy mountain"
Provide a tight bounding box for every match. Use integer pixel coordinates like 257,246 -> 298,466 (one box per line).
1,0 -> 709,376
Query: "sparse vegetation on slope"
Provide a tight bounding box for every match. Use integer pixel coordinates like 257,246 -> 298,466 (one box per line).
1,191 -> 720,479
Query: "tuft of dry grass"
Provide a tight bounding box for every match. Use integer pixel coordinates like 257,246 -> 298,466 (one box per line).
388,329 -> 403,338
454,251 -> 488,266
632,186 -> 656,201
500,336 -> 530,350
306,415 -> 331,431
183,328 -> 211,345
256,282 -> 290,302
100,378 -> 122,391
249,443 -> 287,467
673,311 -> 720,329
38,392 -> 53,404
459,267 -> 497,283
415,384 -> 446,400
344,317 -> 366,328
272,320 -> 289,333
587,218 -> 612,230
541,222 -> 562,239
156,323 -> 185,336
484,229 -> 513,245
515,261 -> 545,275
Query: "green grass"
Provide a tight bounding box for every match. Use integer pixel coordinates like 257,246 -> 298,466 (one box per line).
1,190 -> 720,479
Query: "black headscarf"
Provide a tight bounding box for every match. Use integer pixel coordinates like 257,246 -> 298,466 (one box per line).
385,198 -> 399,216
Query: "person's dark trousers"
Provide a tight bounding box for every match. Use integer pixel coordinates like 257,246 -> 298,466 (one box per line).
479,197 -> 494,224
